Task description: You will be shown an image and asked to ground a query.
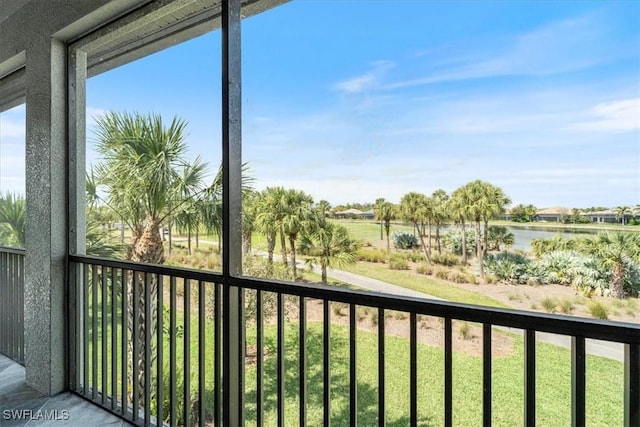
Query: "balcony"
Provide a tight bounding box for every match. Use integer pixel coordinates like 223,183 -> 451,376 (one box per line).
0,245 -> 638,425
0,1 -> 639,426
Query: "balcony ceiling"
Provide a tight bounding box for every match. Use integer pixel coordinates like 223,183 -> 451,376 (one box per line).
0,0 -> 287,78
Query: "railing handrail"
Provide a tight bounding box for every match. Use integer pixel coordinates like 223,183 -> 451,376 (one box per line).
0,246 -> 25,255
69,254 -> 640,345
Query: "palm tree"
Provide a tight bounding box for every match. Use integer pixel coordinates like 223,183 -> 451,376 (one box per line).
0,193 -> 25,247
582,232 -> 640,298
94,111 -> 205,406
462,180 -> 511,279
374,199 -> 395,252
281,189 -> 314,279
256,187 -> 286,267
487,225 -> 515,251
399,192 -> 431,263
302,217 -> 358,283
431,189 -> 449,254
449,187 -> 471,264
613,206 -> 632,225
242,190 -> 259,256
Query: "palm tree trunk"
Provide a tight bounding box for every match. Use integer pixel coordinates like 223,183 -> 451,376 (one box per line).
610,262 -> 626,298
427,221 -> 432,258
128,217 -> 163,407
196,229 -> 199,249
280,232 -> 288,267
289,235 -> 297,279
187,226 -> 192,255
415,221 -> 431,263
321,257 -> 328,284
267,231 -> 275,265
460,219 -> 468,264
436,224 -> 441,254
385,222 -> 391,252
168,222 -> 173,255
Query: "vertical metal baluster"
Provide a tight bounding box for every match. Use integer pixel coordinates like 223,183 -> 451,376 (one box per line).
184,279 -> 191,427
214,282 -> 221,427
300,296 -> 307,426
323,300 -> 331,427
444,318 -> 452,427
199,280 -> 205,426
410,312 -> 417,427
121,269 -> 128,416
571,336 -> 585,427
524,329 -> 536,427
256,290 -> 264,427
350,304 -> 357,427
144,273 -> 151,426
83,263 -> 89,396
624,343 -> 640,427
483,324 -> 492,427
92,264 -> 98,400
378,308 -> 385,427
157,275 -> 164,426
0,253 -> 5,358
19,254 -> 24,364
101,267 -> 108,405
277,292 -> 285,427
111,267 -> 117,410
170,276 -> 177,427
132,272 -> 139,422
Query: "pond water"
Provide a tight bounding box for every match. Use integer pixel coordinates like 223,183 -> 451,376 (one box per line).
505,225 -> 596,252
440,225 -> 597,253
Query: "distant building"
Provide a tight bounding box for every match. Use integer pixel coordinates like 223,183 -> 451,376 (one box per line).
335,208 -> 375,219
533,207 -> 571,222
581,209 -> 625,224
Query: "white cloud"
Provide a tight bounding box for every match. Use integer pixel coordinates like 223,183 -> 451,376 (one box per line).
382,12 -> 631,91
567,98 -> 640,133
333,61 -> 395,94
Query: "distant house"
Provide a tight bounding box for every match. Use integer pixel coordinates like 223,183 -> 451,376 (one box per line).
581,209 -> 624,224
335,208 -> 375,219
534,207 -> 570,222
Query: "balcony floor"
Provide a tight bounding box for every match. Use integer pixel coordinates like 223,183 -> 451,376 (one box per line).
0,354 -> 131,426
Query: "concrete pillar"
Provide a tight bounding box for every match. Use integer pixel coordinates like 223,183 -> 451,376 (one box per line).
24,37 -> 67,395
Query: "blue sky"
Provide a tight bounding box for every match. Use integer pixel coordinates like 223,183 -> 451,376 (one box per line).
1,0 -> 639,208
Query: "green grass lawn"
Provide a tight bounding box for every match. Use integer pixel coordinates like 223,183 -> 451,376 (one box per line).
328,219 -> 414,244
242,321 -> 623,426
340,262 -> 509,308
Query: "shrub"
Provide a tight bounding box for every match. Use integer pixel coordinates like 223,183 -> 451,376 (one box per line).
458,322 -> 472,340
484,273 -> 499,284
416,262 -> 433,275
432,252 -> 459,266
405,251 -> 424,263
442,229 -> 476,256
389,255 -> 409,270
540,296 -> 557,313
434,268 -> 449,280
588,301 -> 609,320
356,248 -> 388,263
559,298 -> 575,314
483,252 -> 531,284
447,270 -> 474,284
392,231 -> 418,249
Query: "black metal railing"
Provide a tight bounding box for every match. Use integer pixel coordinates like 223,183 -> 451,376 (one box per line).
69,254 -> 640,427
0,247 -> 25,365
